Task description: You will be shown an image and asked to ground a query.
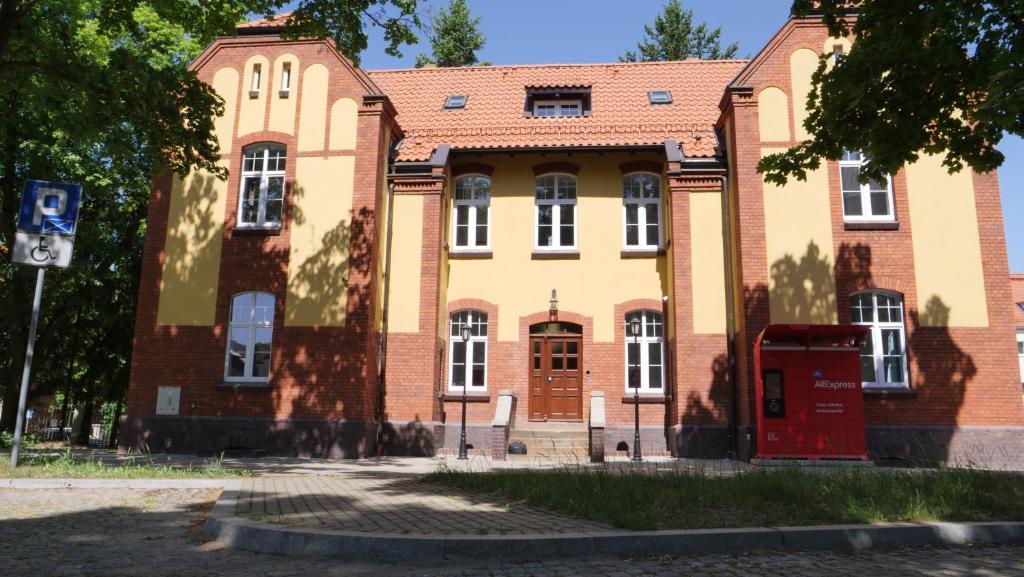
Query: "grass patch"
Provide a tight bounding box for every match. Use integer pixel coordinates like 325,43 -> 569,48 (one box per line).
427,467 -> 1024,530
0,449 -> 250,479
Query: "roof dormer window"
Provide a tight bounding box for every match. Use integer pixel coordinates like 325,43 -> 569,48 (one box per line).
525,86 -> 591,118
444,95 -> 468,109
647,90 -> 672,105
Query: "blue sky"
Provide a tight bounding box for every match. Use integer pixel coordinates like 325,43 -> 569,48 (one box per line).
349,0 -> 1022,271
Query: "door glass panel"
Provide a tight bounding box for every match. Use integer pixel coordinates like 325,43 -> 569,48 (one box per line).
567,341 -> 577,355
551,356 -> 563,370
551,341 -> 563,355
566,356 -> 577,370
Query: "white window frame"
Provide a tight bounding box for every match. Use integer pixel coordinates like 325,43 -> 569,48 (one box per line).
448,310 -> 489,392
224,292 -> 275,383
623,310 -> 666,393
622,172 -> 663,250
839,151 -> 896,222
533,99 -> 582,118
237,144 -> 286,229
534,173 -> 578,251
280,62 -> 291,93
1016,329 -> 1024,385
452,174 -> 491,251
250,63 -> 262,94
851,291 -> 910,388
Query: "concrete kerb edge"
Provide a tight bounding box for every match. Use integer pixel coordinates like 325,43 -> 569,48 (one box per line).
202,489 -> 1024,561
2,478 -> 239,490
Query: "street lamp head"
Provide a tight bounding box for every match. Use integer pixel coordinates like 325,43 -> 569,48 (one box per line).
629,317 -> 642,338
460,323 -> 472,343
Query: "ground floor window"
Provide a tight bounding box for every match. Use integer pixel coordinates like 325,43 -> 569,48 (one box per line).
624,310 -> 665,392
225,292 -> 275,382
449,310 -> 488,391
850,291 -> 908,387
1017,329 -> 1024,384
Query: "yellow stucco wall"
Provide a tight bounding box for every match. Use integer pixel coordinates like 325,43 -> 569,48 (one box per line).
297,63 -> 328,152
285,156 -> 355,326
237,55 -> 269,137
157,164 -> 230,325
790,48 -> 819,141
329,98 -> 359,151
689,191 -> 727,334
268,53 -> 298,134
758,87 -> 791,142
446,153 -> 669,343
905,153 -> 989,327
761,147 -> 838,324
211,67 -> 238,155
388,195 -> 425,333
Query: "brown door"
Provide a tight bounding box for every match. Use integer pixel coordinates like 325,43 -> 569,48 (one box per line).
529,336 -> 582,421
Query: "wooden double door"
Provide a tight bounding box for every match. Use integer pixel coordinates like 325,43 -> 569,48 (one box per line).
529,335 -> 583,421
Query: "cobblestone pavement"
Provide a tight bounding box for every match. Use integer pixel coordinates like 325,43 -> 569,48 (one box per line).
236,475 -> 613,535
3,488 -> 1024,577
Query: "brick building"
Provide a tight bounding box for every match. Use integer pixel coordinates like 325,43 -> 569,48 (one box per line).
121,13 -> 1024,466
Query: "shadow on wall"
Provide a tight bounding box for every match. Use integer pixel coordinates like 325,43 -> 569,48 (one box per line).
767,240 -> 836,324
161,172 -> 223,320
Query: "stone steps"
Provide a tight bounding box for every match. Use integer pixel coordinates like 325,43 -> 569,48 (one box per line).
509,428 -> 591,457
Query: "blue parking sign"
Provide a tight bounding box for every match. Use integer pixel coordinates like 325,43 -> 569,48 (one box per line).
18,180 -> 81,236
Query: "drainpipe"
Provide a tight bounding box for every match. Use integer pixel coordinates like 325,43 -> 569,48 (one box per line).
375,151 -> 399,452
719,174 -> 740,458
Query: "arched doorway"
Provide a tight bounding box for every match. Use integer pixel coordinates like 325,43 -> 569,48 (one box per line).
528,322 -> 583,421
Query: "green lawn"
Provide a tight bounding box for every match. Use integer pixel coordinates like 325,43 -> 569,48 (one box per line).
0,450 -> 249,479
427,467 -> 1024,530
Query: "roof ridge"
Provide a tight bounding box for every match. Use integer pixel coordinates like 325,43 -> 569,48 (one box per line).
367,58 -> 748,75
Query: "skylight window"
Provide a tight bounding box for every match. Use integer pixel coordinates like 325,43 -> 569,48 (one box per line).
444,95 -> 467,109
648,90 -> 672,105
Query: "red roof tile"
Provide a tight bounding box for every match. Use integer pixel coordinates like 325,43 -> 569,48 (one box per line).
367,60 -> 746,162
238,12 -> 292,29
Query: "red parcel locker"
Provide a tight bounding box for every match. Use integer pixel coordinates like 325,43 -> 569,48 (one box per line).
754,324 -> 871,460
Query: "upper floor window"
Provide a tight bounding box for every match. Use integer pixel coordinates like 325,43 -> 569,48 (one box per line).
280,62 -> 291,95
850,291 -> 908,388
534,100 -> 582,117
249,63 -> 262,97
535,174 -> 577,250
239,144 -> 285,228
622,173 -> 662,249
840,151 -> 894,222
225,292 -> 275,382
449,310 -> 488,391
453,175 -> 490,250
625,310 -> 665,393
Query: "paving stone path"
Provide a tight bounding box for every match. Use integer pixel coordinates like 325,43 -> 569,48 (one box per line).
235,475 -> 613,535
2,487 -> 1024,577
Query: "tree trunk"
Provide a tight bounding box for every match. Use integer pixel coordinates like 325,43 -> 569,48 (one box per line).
0,105 -> 25,433
76,379 -> 94,446
108,395 -> 124,449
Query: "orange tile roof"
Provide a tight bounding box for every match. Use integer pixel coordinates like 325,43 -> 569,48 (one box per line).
367,60 -> 746,162
237,12 -> 292,29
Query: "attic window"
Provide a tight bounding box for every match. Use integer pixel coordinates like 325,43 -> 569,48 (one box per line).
444,95 -> 468,109
648,90 -> 672,105
525,86 -> 591,118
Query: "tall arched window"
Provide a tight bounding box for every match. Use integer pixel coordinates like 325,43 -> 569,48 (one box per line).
449,310 -> 488,391
225,292 -> 275,382
238,144 -> 286,228
624,310 -> 665,392
850,291 -> 908,387
622,173 -> 662,249
453,175 -> 491,250
535,174 -> 577,250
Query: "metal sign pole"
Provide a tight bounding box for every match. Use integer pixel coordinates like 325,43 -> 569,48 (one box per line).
11,267 -> 46,468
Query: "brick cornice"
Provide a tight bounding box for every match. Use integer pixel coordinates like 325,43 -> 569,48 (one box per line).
391,175 -> 445,195
668,173 -> 723,193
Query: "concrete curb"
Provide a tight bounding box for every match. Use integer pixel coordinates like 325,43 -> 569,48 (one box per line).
203,489 -> 1024,561
2,478 -> 241,490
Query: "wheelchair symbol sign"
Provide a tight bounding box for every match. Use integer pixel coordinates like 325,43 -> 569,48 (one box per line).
13,232 -> 74,268
18,180 -> 81,236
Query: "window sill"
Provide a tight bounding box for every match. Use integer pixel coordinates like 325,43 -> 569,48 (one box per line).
233,225 -> 282,237
620,249 -> 666,258
844,221 -> 899,231
863,387 -> 916,398
217,381 -> 272,391
621,394 -> 667,404
278,90 -> 290,99
439,392 -> 491,403
248,90 -> 260,99
449,249 -> 493,259
532,250 -> 580,260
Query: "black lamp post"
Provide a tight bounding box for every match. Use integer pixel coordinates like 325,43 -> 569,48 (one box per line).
457,322 -> 472,460
629,316 -> 643,462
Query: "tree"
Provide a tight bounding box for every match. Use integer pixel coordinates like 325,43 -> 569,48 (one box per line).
415,0 -> 485,68
620,0 -> 739,62
0,0 -> 422,433
759,1 -> 1022,185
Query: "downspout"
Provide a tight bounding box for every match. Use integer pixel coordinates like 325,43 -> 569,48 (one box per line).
375,145 -> 400,452
719,174 -> 740,458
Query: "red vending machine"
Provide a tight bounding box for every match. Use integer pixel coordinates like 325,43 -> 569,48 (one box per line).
754,324 -> 871,461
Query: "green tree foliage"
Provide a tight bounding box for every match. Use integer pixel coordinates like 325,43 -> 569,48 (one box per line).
759,1 -> 1023,185
0,0 -> 422,433
620,0 -> 739,62
415,0 -> 485,68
